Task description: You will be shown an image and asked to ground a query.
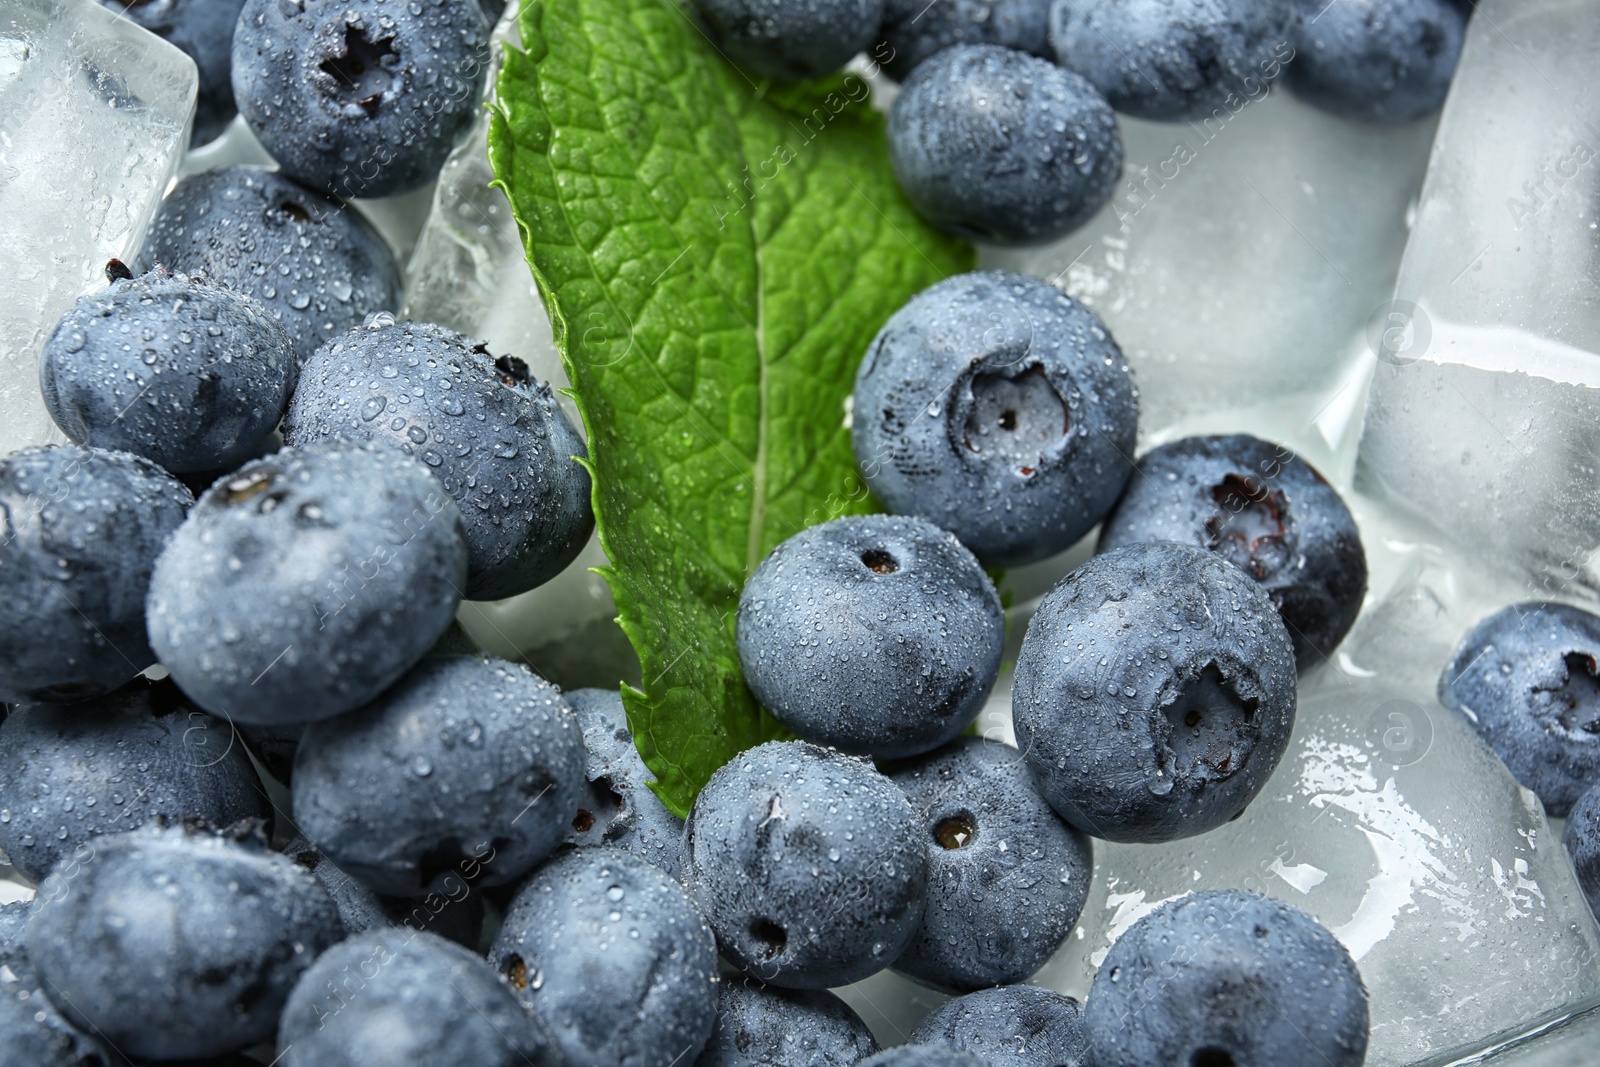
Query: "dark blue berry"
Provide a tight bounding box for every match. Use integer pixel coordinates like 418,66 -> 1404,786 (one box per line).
1439,603 -> 1600,817
889,45 -> 1122,245
738,516 -> 1004,759
564,688 -> 687,881
276,930 -> 562,1067
910,984 -> 1088,1066
1014,543 -> 1297,842
690,0 -> 885,80
878,0 -> 1052,81
0,923 -> 111,1067
1288,0 -> 1466,123
685,740 -> 929,989
99,0 -> 247,145
1051,0 -> 1295,121
0,445 -> 191,706
861,1045 -> 985,1067
282,319 -> 593,600
1098,434 -> 1367,668
696,980 -> 880,1066
146,441 -> 468,726
232,0 -> 490,198
292,655 -> 586,896
852,270 -> 1138,567
0,680 -> 268,885
1563,780 -> 1600,922
138,167 -> 402,367
41,268 -> 295,474
1083,889 -> 1369,1067
890,738 -> 1092,992
24,820 -> 343,1061
491,847 -> 721,1067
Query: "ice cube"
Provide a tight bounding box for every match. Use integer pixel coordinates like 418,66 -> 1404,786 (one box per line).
1355,0 -> 1600,602
981,86 -> 1435,447
1023,504 -> 1600,1066
0,0 -> 196,457
404,7 -> 631,686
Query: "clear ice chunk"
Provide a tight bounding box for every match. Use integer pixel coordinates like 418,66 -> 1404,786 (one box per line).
404,7 -> 634,687
1355,0 -> 1600,601
981,87 -> 1435,446
0,0 -> 195,457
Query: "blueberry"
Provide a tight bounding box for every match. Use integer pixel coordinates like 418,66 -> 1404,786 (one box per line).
889,738 -> 1092,992
1098,434 -> 1367,669
564,688 -> 688,881
889,45 -> 1122,245
138,167 -> 402,367
685,740 -> 929,988
0,445 -> 191,706
490,847 -> 720,1067
1288,0 -> 1465,123
738,516 -> 1004,759
1563,781 -> 1600,921
1438,602 -> 1600,817
877,0 -> 1052,81
0,679 -> 269,885
277,929 -> 562,1067
41,267 -> 295,474
1083,889 -> 1369,1067
695,980 -> 880,1066
852,271 -> 1138,568
689,0 -> 885,80
1014,543 -> 1297,842
281,836 -> 390,934
233,0 -> 490,198
909,984 -> 1088,1067
99,0 -> 247,145
0,901 -> 25,950
0,928 -> 111,1067
1051,0 -> 1296,121
293,655 -> 585,895
282,319 -> 594,600
146,441 -> 468,725
860,1045 -> 985,1067
24,819 -> 343,1060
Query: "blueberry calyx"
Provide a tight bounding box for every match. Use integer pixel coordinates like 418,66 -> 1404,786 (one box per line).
1204,473 -> 1293,581
320,21 -> 397,117
1540,651 -> 1600,737
105,257 -> 133,283
494,353 -> 531,387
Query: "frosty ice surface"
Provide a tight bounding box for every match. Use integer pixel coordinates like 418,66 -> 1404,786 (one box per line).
1356,0 -> 1600,602
0,0 -> 195,456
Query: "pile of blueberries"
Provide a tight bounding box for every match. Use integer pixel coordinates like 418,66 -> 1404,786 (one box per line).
9,0 -> 1590,1066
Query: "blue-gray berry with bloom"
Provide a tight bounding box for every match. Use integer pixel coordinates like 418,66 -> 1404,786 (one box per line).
1439,602 -> 1600,817
293,655 -> 586,896
878,0 -> 1053,81
0,445 -> 190,706
565,687 -> 688,881
738,515 -> 1003,760
491,847 -> 721,1067
233,0 -> 490,198
24,820 -> 343,1061
690,0 -> 885,80
145,441 -> 468,726
1288,0 -> 1466,123
1084,889 -> 1369,1067
1563,780 -> 1600,922
853,270 -> 1138,567
910,985 -> 1088,1067
0,680 -> 268,885
283,318 -> 593,601
138,167 -> 402,367
889,45 -> 1122,245
1051,0 -> 1296,121
685,740 -> 929,989
98,0 -> 246,145
276,930 -> 563,1067
860,1045 -> 986,1067
890,738 -> 1093,992
695,980 -> 879,1066
1014,542 -> 1297,842
41,267 -> 295,474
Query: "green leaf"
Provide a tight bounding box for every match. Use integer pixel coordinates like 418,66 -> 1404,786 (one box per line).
487,0 -> 974,816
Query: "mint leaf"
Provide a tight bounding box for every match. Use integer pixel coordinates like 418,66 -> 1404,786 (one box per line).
487,0 -> 974,816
